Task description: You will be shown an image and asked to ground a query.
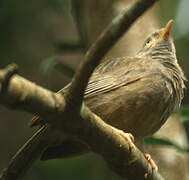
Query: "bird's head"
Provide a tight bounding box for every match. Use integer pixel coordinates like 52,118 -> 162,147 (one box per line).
137,20 -> 176,61
138,20 -> 186,107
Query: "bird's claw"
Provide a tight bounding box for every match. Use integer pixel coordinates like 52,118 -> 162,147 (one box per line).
144,153 -> 158,171
111,127 -> 136,151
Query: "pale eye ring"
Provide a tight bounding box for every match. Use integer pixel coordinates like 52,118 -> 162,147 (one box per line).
145,39 -> 151,45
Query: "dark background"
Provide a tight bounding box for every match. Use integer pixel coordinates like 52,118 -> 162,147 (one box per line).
0,0 -> 188,179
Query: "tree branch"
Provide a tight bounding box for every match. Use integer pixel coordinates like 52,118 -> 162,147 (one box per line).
0,69 -> 164,179
0,64 -> 66,119
79,104 -> 164,180
0,67 -> 163,178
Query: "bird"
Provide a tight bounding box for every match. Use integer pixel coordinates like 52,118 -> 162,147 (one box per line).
83,19 -> 186,138
31,19 -> 185,137
27,20 -> 186,170
6,20 -> 186,175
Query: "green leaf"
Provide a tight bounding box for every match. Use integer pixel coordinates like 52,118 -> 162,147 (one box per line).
40,56 -> 75,78
40,57 -> 58,77
143,137 -> 189,153
181,116 -> 189,123
54,61 -> 75,78
180,105 -> 189,123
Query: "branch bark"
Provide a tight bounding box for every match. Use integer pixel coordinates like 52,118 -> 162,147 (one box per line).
0,67 -> 164,180
0,0 -> 163,179
0,65 -> 66,118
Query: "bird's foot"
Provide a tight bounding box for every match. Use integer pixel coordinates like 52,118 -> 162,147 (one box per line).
144,153 -> 158,171
111,127 -> 135,151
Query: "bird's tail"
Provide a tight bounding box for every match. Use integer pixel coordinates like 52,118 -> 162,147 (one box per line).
0,125 -> 51,180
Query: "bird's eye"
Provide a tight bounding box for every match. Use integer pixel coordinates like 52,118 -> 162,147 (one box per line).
145,38 -> 151,45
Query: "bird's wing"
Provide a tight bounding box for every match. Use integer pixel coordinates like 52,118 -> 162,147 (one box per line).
84,57 -> 144,98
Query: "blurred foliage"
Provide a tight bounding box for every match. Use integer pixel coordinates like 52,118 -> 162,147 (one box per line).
40,56 -> 74,79
46,0 -> 69,12
70,0 -> 89,50
175,0 -> 189,38
38,154 -> 123,180
144,106 -> 189,152
181,106 -> 189,123
144,136 -> 189,153
55,41 -> 86,53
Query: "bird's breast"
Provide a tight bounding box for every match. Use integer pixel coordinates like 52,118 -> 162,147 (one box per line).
85,76 -> 175,138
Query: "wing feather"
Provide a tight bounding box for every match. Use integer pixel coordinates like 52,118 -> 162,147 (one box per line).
84,57 -> 143,98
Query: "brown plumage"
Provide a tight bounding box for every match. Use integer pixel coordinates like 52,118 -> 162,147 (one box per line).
30,20 -> 186,160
